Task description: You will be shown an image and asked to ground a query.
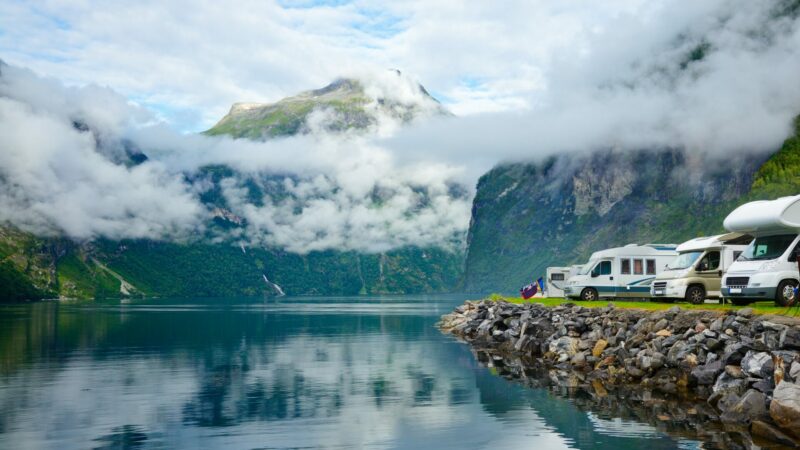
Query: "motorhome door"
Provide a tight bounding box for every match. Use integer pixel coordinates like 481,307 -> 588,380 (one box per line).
590,260 -> 615,296
696,250 -> 722,295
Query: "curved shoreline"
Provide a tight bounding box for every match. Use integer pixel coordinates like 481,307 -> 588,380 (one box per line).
439,300 -> 800,447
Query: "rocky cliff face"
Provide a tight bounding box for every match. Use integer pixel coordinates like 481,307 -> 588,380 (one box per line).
463,148 -> 769,293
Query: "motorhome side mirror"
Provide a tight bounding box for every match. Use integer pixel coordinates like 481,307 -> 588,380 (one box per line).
794,248 -> 800,262
698,262 -> 708,271
591,271 -> 599,278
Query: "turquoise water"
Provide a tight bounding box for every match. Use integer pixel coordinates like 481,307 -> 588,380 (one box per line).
0,296 -> 700,449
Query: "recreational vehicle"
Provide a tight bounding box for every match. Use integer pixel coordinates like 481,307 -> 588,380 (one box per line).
545,265 -> 583,298
721,195 -> 800,306
650,234 -> 750,304
564,244 -> 677,301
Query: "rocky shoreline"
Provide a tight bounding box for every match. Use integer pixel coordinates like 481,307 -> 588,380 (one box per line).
439,300 -> 800,448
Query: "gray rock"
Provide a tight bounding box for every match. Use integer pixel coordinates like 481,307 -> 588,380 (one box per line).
737,307 -> 754,317
720,389 -> 769,424
725,365 -> 745,379
751,378 -> 775,394
722,343 -> 748,365
763,321 -> 788,332
637,353 -> 665,372
691,359 -> 724,386
710,317 -> 724,332
705,338 -> 723,352
716,392 -> 741,412
712,372 -> 748,397
549,336 -> 579,357
741,351 -> 773,378
781,327 -> 800,350
751,420 -> 799,448
791,361 -> 800,382
770,381 -> 800,433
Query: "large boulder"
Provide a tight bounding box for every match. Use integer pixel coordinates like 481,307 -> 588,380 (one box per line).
770,381 -> 800,434
751,420 -> 799,447
691,359 -> 724,386
549,337 -> 579,357
782,327 -> 800,350
741,351 -> 774,378
720,389 -> 769,425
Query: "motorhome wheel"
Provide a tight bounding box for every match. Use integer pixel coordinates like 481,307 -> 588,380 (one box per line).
685,286 -> 706,305
580,288 -> 598,302
776,280 -> 799,307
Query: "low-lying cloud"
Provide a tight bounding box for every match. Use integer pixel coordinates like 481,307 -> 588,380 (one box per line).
0,63 -> 471,252
1,0 -> 800,253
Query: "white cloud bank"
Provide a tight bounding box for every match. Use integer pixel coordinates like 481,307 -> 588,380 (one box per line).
0,63 -> 471,252
1,0 -> 800,253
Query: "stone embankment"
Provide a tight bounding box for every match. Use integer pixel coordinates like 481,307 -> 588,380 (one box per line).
440,300 -> 800,447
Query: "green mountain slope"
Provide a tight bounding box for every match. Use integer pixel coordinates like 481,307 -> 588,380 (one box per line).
0,74 -> 463,302
463,122 -> 800,293
0,226 -> 463,301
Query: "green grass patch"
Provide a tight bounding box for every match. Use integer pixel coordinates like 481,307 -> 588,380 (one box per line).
485,295 -> 798,316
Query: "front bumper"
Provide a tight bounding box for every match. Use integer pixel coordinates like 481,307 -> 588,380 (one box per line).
721,286 -> 776,299
563,286 -> 579,298
651,283 -> 687,299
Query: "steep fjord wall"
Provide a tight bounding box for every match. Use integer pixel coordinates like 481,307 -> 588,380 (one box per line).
463,149 -> 766,294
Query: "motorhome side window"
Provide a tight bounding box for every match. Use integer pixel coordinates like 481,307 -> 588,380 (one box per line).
646,259 -> 656,275
699,251 -> 720,270
633,259 -> 643,275
621,259 -> 631,274
592,261 -> 611,276
551,273 -> 565,281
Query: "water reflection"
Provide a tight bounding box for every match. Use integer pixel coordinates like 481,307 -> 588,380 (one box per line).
0,297 -> 699,449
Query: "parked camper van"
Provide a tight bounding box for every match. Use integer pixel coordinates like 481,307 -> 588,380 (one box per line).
650,234 -> 750,304
545,265 -> 583,298
721,195 -> 800,306
564,244 -> 677,301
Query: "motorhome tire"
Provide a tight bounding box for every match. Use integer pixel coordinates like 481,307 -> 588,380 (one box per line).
730,298 -> 752,306
580,288 -> 598,302
775,280 -> 799,307
685,286 -> 706,305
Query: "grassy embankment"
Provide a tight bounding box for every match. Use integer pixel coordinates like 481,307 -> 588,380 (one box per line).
486,294 -> 800,316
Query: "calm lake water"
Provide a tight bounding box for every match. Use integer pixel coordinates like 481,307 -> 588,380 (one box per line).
0,296 -> 702,449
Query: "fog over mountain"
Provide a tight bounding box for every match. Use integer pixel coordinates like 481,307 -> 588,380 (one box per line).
1,0 -> 800,254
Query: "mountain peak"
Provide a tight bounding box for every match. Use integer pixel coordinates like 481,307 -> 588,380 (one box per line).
206,71 -> 449,140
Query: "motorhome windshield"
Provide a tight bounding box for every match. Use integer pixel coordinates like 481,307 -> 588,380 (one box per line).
579,261 -> 597,275
667,251 -> 702,270
738,234 -> 797,261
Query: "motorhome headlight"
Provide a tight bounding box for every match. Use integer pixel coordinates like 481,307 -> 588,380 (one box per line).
758,260 -> 781,271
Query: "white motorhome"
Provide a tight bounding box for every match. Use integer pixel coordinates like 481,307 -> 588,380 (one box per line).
650,234 -> 750,304
721,195 -> 800,306
545,265 -> 583,298
564,244 -> 677,301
